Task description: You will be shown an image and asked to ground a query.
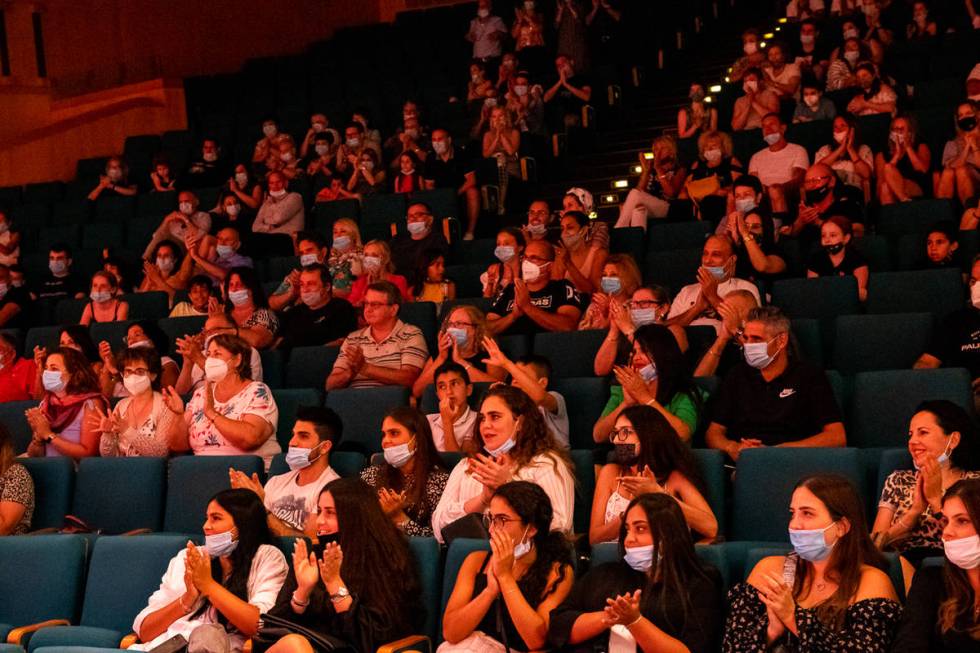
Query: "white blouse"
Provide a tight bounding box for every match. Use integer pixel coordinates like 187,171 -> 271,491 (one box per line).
129,544 -> 288,652
431,452 -> 575,543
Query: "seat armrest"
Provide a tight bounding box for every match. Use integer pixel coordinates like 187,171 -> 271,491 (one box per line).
120,633 -> 140,648
7,619 -> 70,645
377,634 -> 430,653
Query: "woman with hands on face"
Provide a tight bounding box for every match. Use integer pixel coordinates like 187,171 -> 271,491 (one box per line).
412,305 -> 506,397
590,406 -> 718,545
550,493 -> 724,653
441,481 -> 574,652
264,478 -> 423,653
725,474 -> 901,652
129,489 -> 287,651
432,385 -> 575,544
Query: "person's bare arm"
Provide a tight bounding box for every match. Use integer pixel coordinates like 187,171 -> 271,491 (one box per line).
360,364 -> 421,388
524,304 -> 580,332
913,353 -> 941,369
777,422 -> 846,448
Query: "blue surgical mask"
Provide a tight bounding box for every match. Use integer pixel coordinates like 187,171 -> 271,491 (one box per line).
734,198 -> 757,214
630,308 -> 657,326
299,253 -> 319,267
638,363 -> 658,382
204,531 -> 239,558
789,522 -> 837,562
485,437 -> 516,458
285,444 -> 323,471
624,544 -> 655,572
49,260 -> 67,275
705,266 -> 726,280
228,289 -> 250,306
494,245 -> 516,262
743,339 -> 776,370
600,276 -> 622,294
42,370 -> 66,393
333,236 -> 352,252
937,439 -> 953,466
216,245 -> 234,258
383,439 -> 415,468
407,221 -> 428,236
446,327 -> 469,348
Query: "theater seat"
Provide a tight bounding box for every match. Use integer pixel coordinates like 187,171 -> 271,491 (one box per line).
441,538 -> 490,618
877,199 -> 956,237
271,388 -> 323,450
163,456 -> 264,535
284,346 -> 340,389
876,448 -> 913,499
865,269 -> 964,318
19,458 -> 74,531
770,277 -> 861,320
123,292 -> 170,321
408,537 -> 442,640
692,449 -> 726,538
551,377 -> 608,449
0,400 -> 40,454
831,313 -> 933,374
71,458 -> 166,534
399,302 -> 439,354
327,386 -> 411,453
533,330 -> 605,378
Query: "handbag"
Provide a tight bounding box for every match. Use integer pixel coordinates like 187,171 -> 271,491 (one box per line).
253,613 -> 354,653
684,174 -> 720,202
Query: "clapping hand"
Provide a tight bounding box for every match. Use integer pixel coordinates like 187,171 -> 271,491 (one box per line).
229,468 -> 265,501
613,365 -> 654,405
602,590 -> 642,627
184,541 -> 214,594
617,465 -> 664,496
317,542 -> 343,586
468,453 -> 515,490
293,538 -> 321,594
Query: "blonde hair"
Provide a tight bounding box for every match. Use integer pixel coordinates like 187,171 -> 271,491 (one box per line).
334,218 -> 363,249
440,304 -> 488,348
651,134 -> 678,159
697,130 -> 734,158
364,239 -> 395,274
606,254 -> 642,296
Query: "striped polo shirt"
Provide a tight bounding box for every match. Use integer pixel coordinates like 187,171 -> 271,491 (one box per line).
333,319 -> 428,388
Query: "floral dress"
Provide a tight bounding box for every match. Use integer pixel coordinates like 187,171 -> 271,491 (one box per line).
185,381 -> 280,468
360,464 -> 449,537
328,247 -> 362,296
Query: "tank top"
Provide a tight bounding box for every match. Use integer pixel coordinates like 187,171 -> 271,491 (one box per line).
88,301 -> 121,324
472,555 -> 533,651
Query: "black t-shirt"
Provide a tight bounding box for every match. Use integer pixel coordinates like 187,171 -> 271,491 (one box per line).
913,250 -> 965,272
0,286 -> 30,328
550,75 -> 592,113
423,146 -> 476,190
711,359 -> 843,446
390,230 -> 449,279
925,306 -> 980,378
278,297 -> 358,349
33,271 -> 84,301
209,210 -> 256,238
183,158 -> 229,189
489,279 -> 584,335
806,246 -> 867,277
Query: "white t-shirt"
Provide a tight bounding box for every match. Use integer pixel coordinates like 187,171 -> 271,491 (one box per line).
541,391 -> 570,449
763,62 -> 802,99
130,545 -> 287,652
814,144 -> 874,189
427,407 -> 479,452
185,380 -> 281,469
264,464 -> 340,532
786,0 -> 824,19
749,143 -> 810,187
667,278 -> 762,333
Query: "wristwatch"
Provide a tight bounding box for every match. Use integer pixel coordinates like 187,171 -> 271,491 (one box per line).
329,586 -> 350,602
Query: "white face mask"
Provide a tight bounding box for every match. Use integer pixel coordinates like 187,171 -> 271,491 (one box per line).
122,373 -> 152,395
204,357 -> 229,382
179,202 -> 194,215
269,189 -> 287,199
945,534 -> 980,569
521,259 -> 548,283
226,204 -> 240,217
971,282 -> 980,309
833,129 -> 848,144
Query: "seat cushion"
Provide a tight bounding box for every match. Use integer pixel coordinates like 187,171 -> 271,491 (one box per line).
27,626 -> 122,653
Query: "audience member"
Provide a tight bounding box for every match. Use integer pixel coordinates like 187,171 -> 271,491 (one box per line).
482,106 -> 522,214
277,264 -> 357,350
681,130 -> 744,223
731,68 -> 780,131
748,113 -> 810,215
595,284 -> 689,377
467,0 -> 508,64
346,240 -> 412,307
793,76 -> 837,122
0,264 -> 30,329
168,275 -> 214,318
847,61 -> 897,117
763,41 -> 802,101
222,267 -> 278,350
0,209 -> 21,266
426,362 -> 479,452
543,54 -> 592,130
814,115 -> 874,191
730,29 -> 767,82
143,191 -> 212,260
139,240 -> 188,300
269,231 -> 330,311
482,227 -> 526,299
224,164 -> 263,213
785,162 -> 866,241
412,249 -> 455,304
186,227 -> 253,284
721,176 -> 788,285
392,151 -> 426,194
578,254 -> 641,330
938,100 -> 980,205
150,156 -> 177,192
693,289 -> 761,378
0,332 -> 36,402
876,113 -> 932,205
677,83 -> 718,140
80,271 -> 129,325
185,138 -> 229,189
554,210 -> 608,293
613,135 -> 687,230
87,156 -> 137,201
33,243 -> 86,301
253,171 -> 305,238
173,313 -> 263,395
425,129 -> 480,240
806,216 -> 870,300
390,202 -> 450,279
915,220 -> 963,271
413,305 -> 506,397
793,19 -> 830,81
0,423 -> 32,534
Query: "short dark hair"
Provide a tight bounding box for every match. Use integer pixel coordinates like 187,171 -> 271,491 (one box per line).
516,354 -> 552,381
346,121 -> 365,134
302,263 -> 332,286
117,346 -> 163,391
295,405 -> 343,443
928,220 -> 959,243
733,174 -> 764,195
801,75 -> 822,93
367,280 -> 402,307
761,112 -> 782,125
49,242 -> 72,257
434,361 -> 471,386
407,201 -> 433,217
188,275 -> 215,293
296,231 -> 328,250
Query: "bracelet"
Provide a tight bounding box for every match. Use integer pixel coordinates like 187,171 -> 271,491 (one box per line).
644,399 -> 657,407
291,591 -> 310,607
626,614 -> 643,627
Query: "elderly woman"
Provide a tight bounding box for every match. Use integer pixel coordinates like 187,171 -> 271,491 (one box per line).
411,304 -> 506,397
614,135 -> 687,230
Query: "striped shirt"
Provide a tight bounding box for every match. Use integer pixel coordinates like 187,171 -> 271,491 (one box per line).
333,319 -> 428,388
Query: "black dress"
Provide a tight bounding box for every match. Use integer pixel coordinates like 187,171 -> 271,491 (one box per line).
892,565 -> 980,652
548,560 -> 723,653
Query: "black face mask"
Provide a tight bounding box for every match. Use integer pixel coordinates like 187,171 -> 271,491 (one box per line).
313,532 -> 341,558
824,243 -> 845,255
804,184 -> 832,206
613,443 -> 639,467
959,117 -> 978,132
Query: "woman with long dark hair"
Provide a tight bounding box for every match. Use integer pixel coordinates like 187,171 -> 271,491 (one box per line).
724,474 -> 902,651
222,267 -> 278,350
590,405 -> 717,544
130,489 -> 287,651
441,481 -> 574,652
893,477 -> 980,650
263,477 -> 423,653
550,493 -> 723,652
592,324 -> 703,443
432,385 -> 575,543
360,406 -> 449,537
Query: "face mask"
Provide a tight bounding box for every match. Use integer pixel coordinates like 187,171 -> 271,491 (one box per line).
201,150 -> 218,162
130,339 -> 154,350
204,357 -> 229,382
269,189 -> 287,199
494,245 -> 516,262
945,534 -> 980,569
406,221 -> 428,236
832,129 -> 848,144
315,144 -> 330,156
600,276 -> 622,295
613,443 -> 639,467
562,230 -> 585,249
11,279 -> 23,288
804,93 -> 820,108
521,259 -> 547,283
262,124 -> 278,137
360,160 -> 375,171
638,363 -> 658,383
107,168 -> 123,182
226,204 -> 241,217
743,42 -> 758,55
363,256 -> 382,272
744,339 -> 777,369
286,444 -> 323,471
624,544 -> 655,572
384,439 -> 415,468
300,253 -> 320,267
704,148 -> 722,164
446,327 -> 469,348
301,290 -> 325,307
478,8 -> 489,17
843,27 -> 859,39
486,437 -> 516,458
800,34 -> 814,45
734,197 -> 757,215
347,137 -> 361,148
705,265 -> 726,280
630,308 -> 657,326
216,245 -> 235,258
789,521 -> 838,562
514,85 -> 528,97
484,98 -> 497,108
235,172 -> 248,186
90,290 -> 112,303
332,236 -> 351,252
527,222 -> 547,236
824,243 -> 845,255
49,260 -> 67,275
123,373 -> 152,396
764,132 -> 781,146
42,370 -> 66,393
971,282 -> 980,308
959,117 -> 978,132
156,257 -> 174,273
843,50 -> 860,64
743,79 -> 758,94
228,289 -> 250,306
432,141 -> 448,155
805,184 -> 832,205
937,438 -> 953,466
511,525 -> 532,559
204,531 -> 238,558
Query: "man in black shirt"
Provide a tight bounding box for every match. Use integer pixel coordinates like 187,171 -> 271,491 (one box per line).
183,138 -> 229,189
706,306 -> 845,460
783,162 -> 865,246
915,255 -> 980,390
424,129 -> 479,240
32,243 -> 85,301
543,54 -> 592,132
389,202 -> 449,280
277,264 -> 357,349
487,239 -> 584,335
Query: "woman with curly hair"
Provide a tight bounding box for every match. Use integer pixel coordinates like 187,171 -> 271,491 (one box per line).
432,385 -> 575,543
411,304 -> 506,397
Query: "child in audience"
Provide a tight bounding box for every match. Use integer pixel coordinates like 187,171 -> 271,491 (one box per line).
412,249 -> 455,305
806,215 -> 869,301
426,362 -> 479,452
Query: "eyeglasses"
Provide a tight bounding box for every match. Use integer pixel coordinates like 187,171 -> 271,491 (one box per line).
445,321 -> 475,330
626,300 -> 665,309
122,368 -> 150,377
609,426 -> 637,442
482,513 -> 521,530
363,301 -> 393,309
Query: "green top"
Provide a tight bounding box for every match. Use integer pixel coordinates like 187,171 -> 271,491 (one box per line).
600,385 -> 703,435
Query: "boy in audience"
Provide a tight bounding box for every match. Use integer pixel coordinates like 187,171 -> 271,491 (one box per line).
168,274 -> 214,318
915,221 -> 963,271
229,405 -> 341,537
426,362 -> 478,452
482,339 -> 570,448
